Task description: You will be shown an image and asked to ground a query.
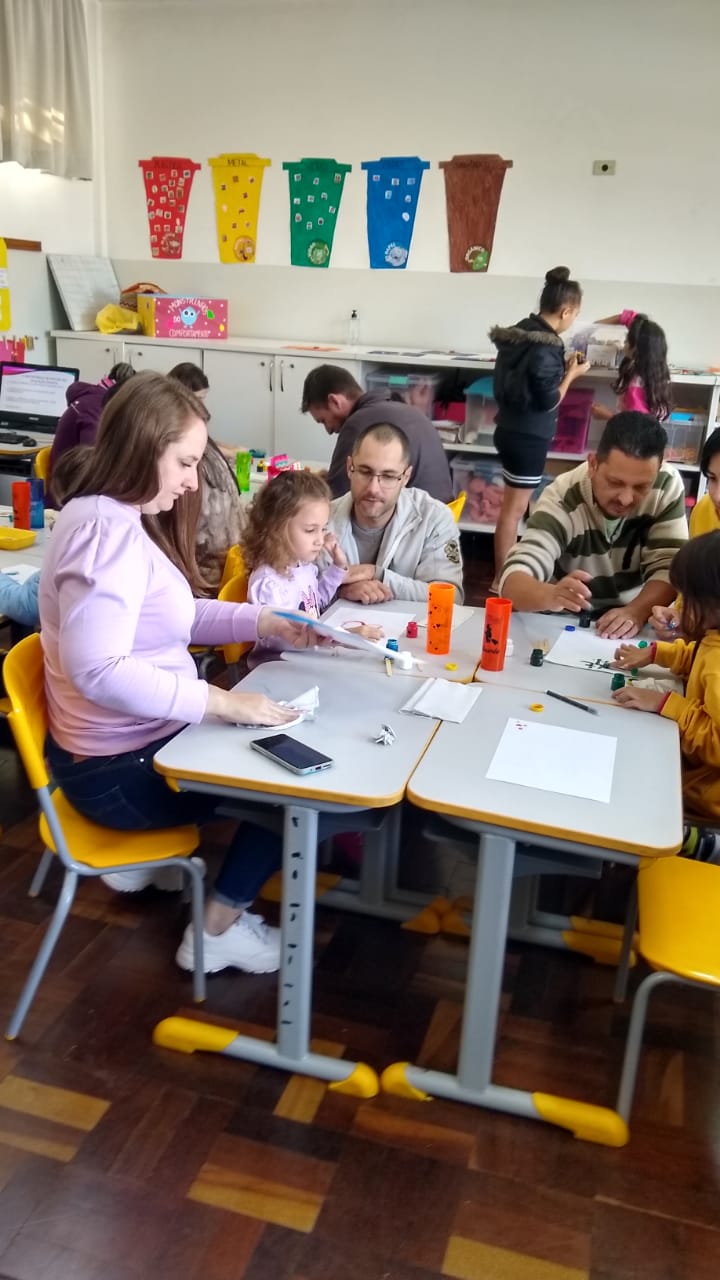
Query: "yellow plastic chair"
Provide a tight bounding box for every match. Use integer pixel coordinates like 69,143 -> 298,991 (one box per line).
3,634 -> 206,1038
218,561 -> 251,665
33,446 -> 51,483
219,543 -> 246,592
190,544 -> 246,674
616,855 -> 720,1126
447,492 -> 466,523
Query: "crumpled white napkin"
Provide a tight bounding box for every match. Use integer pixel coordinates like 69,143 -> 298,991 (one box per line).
280,685 -> 320,722
235,685 -> 320,728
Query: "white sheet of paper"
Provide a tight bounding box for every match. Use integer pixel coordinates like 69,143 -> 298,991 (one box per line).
416,604 -> 473,632
324,605 -> 416,647
485,718 -> 617,804
400,678 -> 482,723
0,563 -> 38,585
545,628 -> 620,673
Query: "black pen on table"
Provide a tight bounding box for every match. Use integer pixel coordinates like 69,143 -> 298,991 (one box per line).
545,689 -> 598,716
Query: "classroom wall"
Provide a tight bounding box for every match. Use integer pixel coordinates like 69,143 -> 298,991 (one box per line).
0,163 -> 97,360
97,0 -> 720,363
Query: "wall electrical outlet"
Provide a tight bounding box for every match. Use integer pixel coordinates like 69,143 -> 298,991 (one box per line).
592,160 -> 616,176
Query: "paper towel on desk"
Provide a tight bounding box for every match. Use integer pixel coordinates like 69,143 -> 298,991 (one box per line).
400,678 -> 482,723
236,686 -> 319,729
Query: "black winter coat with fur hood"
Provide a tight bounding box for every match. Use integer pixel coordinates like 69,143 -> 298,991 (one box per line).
489,314 -> 565,441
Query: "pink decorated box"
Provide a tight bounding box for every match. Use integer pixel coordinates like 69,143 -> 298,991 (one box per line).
137,295 -> 228,341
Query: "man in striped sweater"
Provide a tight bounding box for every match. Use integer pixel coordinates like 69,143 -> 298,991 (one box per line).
499,412 -> 688,639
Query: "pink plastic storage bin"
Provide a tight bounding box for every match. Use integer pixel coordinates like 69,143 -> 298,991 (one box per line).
552,387 -> 593,454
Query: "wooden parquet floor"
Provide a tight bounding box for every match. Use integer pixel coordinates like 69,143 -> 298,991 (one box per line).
0,544 -> 718,1278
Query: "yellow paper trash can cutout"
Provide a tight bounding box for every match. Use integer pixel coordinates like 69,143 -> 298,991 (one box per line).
0,239 -> 11,332
209,154 -> 271,264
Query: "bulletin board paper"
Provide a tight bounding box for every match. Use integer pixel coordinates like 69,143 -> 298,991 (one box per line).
47,255 -> 120,332
486,718 -> 617,804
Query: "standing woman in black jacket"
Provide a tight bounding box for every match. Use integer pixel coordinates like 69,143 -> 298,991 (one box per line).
489,267 -> 589,584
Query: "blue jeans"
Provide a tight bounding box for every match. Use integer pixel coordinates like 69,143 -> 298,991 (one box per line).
46,732 -> 285,910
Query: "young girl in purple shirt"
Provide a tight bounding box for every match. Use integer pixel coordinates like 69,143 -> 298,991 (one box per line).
243,471 -> 349,661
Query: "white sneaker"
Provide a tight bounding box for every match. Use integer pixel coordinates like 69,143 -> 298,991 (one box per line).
175,911 -> 281,975
101,857 -> 206,893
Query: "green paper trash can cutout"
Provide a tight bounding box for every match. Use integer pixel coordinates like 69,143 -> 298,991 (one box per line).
362,157 -> 430,269
283,158 -> 351,268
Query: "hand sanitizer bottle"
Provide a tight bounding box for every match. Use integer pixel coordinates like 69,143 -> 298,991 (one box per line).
348,308 -> 360,347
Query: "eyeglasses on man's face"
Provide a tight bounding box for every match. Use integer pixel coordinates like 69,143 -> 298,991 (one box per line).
349,463 -> 408,488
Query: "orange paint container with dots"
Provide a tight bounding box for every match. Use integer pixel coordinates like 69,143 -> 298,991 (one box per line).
426,582 -> 455,656
480,597 -> 512,671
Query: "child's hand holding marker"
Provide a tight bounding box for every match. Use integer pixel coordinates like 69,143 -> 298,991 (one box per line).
649,604 -> 680,641
612,642 -> 655,671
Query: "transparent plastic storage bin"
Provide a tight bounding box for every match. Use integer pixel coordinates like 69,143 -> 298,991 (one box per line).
462,376 -> 497,444
451,458 -> 504,527
365,370 -> 440,418
451,456 -> 550,528
551,387 -> 593,454
664,411 -> 706,464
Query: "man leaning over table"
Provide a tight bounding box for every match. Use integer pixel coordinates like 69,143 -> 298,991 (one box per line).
319,423 -> 464,605
499,411 -> 687,639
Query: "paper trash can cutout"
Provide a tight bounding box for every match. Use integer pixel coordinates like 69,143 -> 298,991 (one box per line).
139,156 -> 201,259
361,157 -> 430,269
209,153 -> 271,263
283,158 -> 351,268
440,154 -> 513,273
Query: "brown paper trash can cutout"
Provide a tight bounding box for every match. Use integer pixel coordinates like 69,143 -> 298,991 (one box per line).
440,154 -> 513,273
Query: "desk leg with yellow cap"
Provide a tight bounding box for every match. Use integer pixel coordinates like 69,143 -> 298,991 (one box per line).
382,829 -> 629,1146
154,802 -> 378,1097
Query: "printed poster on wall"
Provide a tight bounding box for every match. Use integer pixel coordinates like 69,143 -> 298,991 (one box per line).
361,157 -> 430,269
209,153 -> 271,263
282,158 -> 351,267
138,156 -> 201,259
439,154 -> 513,272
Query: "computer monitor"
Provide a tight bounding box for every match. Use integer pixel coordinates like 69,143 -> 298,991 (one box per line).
0,361 -> 80,431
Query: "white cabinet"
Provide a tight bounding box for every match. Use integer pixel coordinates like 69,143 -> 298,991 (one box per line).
55,336 -> 124,383
274,356 -> 362,464
203,349 -> 274,452
202,350 -> 363,461
127,344 -> 202,375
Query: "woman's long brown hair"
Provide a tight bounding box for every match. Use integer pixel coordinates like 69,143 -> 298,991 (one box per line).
52,371 -> 210,593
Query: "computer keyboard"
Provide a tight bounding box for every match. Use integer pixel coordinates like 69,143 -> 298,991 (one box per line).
0,432 -> 37,447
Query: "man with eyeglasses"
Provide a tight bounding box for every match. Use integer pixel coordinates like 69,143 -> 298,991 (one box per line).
301,364 -> 453,503
320,424 -> 464,605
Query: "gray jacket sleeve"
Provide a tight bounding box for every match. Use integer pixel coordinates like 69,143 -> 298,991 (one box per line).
381,509 -> 464,603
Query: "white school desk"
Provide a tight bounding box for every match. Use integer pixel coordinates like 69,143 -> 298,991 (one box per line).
389,682 -> 683,1146
318,597 -> 487,683
477,610 -> 677,706
151,660 -> 438,1094
0,430 -> 54,459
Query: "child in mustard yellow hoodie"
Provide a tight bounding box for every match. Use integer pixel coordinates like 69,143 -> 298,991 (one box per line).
613,531 -> 720,853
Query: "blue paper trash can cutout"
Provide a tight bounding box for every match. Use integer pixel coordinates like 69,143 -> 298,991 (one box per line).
362,156 -> 430,269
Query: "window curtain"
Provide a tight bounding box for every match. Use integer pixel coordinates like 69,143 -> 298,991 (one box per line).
0,0 -> 93,179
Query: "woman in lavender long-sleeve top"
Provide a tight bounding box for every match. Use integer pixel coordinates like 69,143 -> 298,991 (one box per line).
41,373 -> 307,977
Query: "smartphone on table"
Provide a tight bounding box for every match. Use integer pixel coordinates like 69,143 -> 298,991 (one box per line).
250,733 -> 333,776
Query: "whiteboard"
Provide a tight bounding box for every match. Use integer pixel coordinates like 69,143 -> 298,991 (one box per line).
47,254 -> 119,332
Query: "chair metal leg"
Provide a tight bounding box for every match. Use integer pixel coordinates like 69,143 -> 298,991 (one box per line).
28,848 -> 54,898
7,868 -> 79,1040
613,879 -> 638,1005
186,859 -> 206,1003
616,969 -> 681,1123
